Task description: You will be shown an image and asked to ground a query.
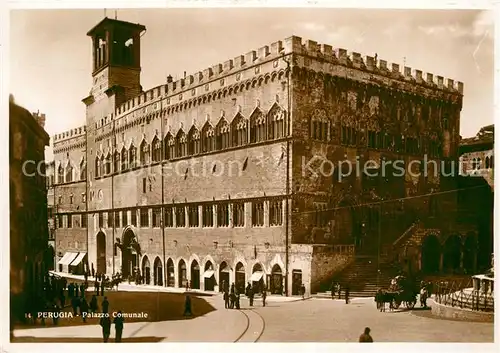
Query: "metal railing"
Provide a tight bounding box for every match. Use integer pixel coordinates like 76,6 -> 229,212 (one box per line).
433,278 -> 494,312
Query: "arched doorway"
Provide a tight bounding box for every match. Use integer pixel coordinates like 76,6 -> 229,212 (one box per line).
178,259 -> 187,288
443,235 -> 462,274
190,260 -> 200,289
251,263 -> 265,293
203,261 -> 215,291
167,258 -> 175,287
463,235 -> 477,274
96,232 -> 106,274
270,264 -> 283,294
142,256 -> 151,285
153,257 -> 163,286
421,234 -> 441,274
235,262 -> 246,293
219,261 -> 230,292
121,229 -> 140,278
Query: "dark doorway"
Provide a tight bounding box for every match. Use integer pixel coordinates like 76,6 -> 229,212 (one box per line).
270,264 -> 283,294
190,260 -> 200,289
167,258 -> 175,287
421,234 -> 441,274
46,245 -> 55,271
142,256 -> 151,285
96,232 -> 106,274
443,235 -> 462,274
219,261 -> 230,292
153,257 -> 163,286
235,262 -> 246,294
121,229 -> 139,278
292,269 -> 302,295
178,259 -> 187,288
204,261 -> 215,291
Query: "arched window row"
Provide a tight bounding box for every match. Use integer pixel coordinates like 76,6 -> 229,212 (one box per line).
55,159 -> 87,184
94,108 -> 288,177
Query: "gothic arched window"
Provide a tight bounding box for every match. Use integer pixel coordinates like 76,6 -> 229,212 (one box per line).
201,122 -> 215,153
152,137 -> 161,162
232,114 -> 248,147
216,118 -> 230,150
188,127 -> 201,155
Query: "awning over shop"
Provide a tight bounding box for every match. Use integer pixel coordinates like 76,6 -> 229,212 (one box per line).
69,252 -> 87,266
58,252 -> 78,266
250,271 -> 264,282
203,270 -> 215,278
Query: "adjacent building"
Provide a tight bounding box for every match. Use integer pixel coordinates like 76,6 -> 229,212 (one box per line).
459,124 -> 494,187
10,96 -> 50,324
48,17 -> 484,296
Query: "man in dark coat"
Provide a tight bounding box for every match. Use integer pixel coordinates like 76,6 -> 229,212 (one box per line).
262,290 -> 267,307
184,295 -> 192,316
100,316 -> 111,342
95,280 -> 100,296
75,284 -> 80,298
345,284 -> 350,304
91,264 -> 95,278
90,295 -> 98,313
71,296 -> 80,316
235,293 -> 240,309
102,296 -> 109,313
80,297 -> 89,322
113,312 -> 125,342
68,283 -> 74,298
80,283 -> 85,297
359,327 -> 373,342
248,286 -> 254,307
223,290 -> 230,309
100,280 -> 105,296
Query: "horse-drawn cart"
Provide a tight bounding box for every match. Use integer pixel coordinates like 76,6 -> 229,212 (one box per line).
376,275 -> 418,311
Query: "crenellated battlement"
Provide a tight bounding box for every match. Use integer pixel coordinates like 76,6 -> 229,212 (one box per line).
284,35 -> 463,94
113,39 -> 287,119
109,34 -> 463,123
53,125 -> 87,143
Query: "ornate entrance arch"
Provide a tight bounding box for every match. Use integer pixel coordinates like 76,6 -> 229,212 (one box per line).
235,262 -> 246,293
178,259 -> 187,288
96,232 -> 106,274
117,228 -> 141,278
167,258 -> 175,287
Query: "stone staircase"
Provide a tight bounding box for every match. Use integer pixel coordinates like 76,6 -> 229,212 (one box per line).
314,256 -> 402,298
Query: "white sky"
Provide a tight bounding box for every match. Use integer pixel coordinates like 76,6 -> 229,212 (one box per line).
9,8 -> 494,159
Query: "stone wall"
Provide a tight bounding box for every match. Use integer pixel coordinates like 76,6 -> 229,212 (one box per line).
429,298 -> 494,323
310,246 -> 354,293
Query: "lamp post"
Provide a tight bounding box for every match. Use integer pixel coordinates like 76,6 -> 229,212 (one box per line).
377,203 -> 382,288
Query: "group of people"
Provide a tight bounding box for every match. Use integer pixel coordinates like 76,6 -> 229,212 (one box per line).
221,281 -> 268,309
330,281 -> 351,304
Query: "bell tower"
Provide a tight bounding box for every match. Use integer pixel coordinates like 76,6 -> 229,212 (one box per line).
86,17 -> 146,105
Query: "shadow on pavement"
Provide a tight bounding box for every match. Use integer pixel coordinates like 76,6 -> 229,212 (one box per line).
14,292 -> 215,330
11,336 -> 164,343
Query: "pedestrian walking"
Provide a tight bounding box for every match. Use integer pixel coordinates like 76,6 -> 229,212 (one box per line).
101,281 -> 105,296
330,281 -> 336,300
184,295 -> 192,316
248,287 -> 254,307
75,284 -> 80,298
80,283 -> 85,297
230,291 -> 236,309
223,291 -> 229,309
80,297 -> 89,322
90,294 -> 98,313
262,290 -> 267,307
301,284 -> 306,300
52,302 -> 60,325
100,316 -> 112,342
71,296 -> 79,316
345,284 -> 350,304
359,327 -> 373,342
102,296 -> 109,313
95,280 -> 100,295
235,293 -> 241,309
114,311 -> 124,342
91,264 -> 95,278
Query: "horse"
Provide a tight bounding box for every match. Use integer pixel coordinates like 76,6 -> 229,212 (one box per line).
375,290 -> 397,312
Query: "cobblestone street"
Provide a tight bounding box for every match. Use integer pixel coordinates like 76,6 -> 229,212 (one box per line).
252,298 -> 494,342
